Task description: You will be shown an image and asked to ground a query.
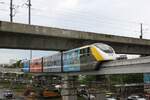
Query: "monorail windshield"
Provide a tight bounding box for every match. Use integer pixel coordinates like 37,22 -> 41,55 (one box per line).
94,43 -> 114,53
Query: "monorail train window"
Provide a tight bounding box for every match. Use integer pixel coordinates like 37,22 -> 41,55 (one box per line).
86,47 -> 90,56
56,60 -> 61,66
80,47 -> 90,56
95,44 -> 114,53
74,50 -> 79,57
80,49 -> 83,55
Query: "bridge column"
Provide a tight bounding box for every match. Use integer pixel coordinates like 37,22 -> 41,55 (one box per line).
95,93 -> 105,100
61,75 -> 77,100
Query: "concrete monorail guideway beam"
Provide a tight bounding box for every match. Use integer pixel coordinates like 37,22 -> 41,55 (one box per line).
1,56 -> 150,75
1,21 -> 150,54
58,56 -> 150,75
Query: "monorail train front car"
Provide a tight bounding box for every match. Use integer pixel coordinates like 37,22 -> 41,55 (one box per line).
91,43 -> 116,61
63,43 -> 116,72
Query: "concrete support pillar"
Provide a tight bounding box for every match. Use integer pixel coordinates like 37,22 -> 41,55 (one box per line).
61,75 -> 77,100
90,89 -> 105,100
95,93 -> 105,100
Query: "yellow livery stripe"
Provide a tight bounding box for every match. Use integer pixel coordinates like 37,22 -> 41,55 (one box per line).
91,47 -> 104,61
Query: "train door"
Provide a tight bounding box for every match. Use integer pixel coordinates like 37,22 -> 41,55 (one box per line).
80,47 -> 95,71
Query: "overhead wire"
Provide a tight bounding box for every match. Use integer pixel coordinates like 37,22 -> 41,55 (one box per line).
22,6 -> 142,33
29,14 -> 139,36
55,8 -> 150,34
30,10 -> 140,33
56,11 -> 138,29
61,9 -> 150,32
12,11 -> 140,36
0,0 -> 150,37
0,1 -> 144,25
49,9 -> 150,36
0,0 -> 148,25
56,8 -> 140,25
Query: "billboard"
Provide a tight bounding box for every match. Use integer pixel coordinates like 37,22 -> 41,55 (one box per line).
30,58 -> 43,72
43,53 -> 61,72
22,60 -> 30,72
63,49 -> 80,72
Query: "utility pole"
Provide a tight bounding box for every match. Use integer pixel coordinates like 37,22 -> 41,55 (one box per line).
140,23 -> 143,39
10,0 -> 13,22
28,0 -> 32,60
30,50 -> 32,60
28,0 -> 31,24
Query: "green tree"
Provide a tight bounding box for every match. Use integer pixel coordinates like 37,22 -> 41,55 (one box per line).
11,60 -> 22,68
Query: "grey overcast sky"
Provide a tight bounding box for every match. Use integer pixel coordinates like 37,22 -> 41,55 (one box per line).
0,0 -> 148,63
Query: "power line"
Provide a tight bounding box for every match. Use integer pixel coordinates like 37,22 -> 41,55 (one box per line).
1,1 -> 150,39
35,8 -> 138,27
33,11 -> 140,32
0,1 -> 146,30
60,9 -> 150,32
30,14 -> 139,34
16,4 -> 140,27
55,8 -> 140,25
33,9 -> 150,38
1,1 -> 150,28
29,8 -> 141,32
30,8 -> 150,33
0,1 -> 4,4
0,8 -> 9,11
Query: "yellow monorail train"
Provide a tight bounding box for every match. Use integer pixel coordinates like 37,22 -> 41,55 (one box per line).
62,43 -> 116,72
22,43 -> 116,72
90,43 -> 116,61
